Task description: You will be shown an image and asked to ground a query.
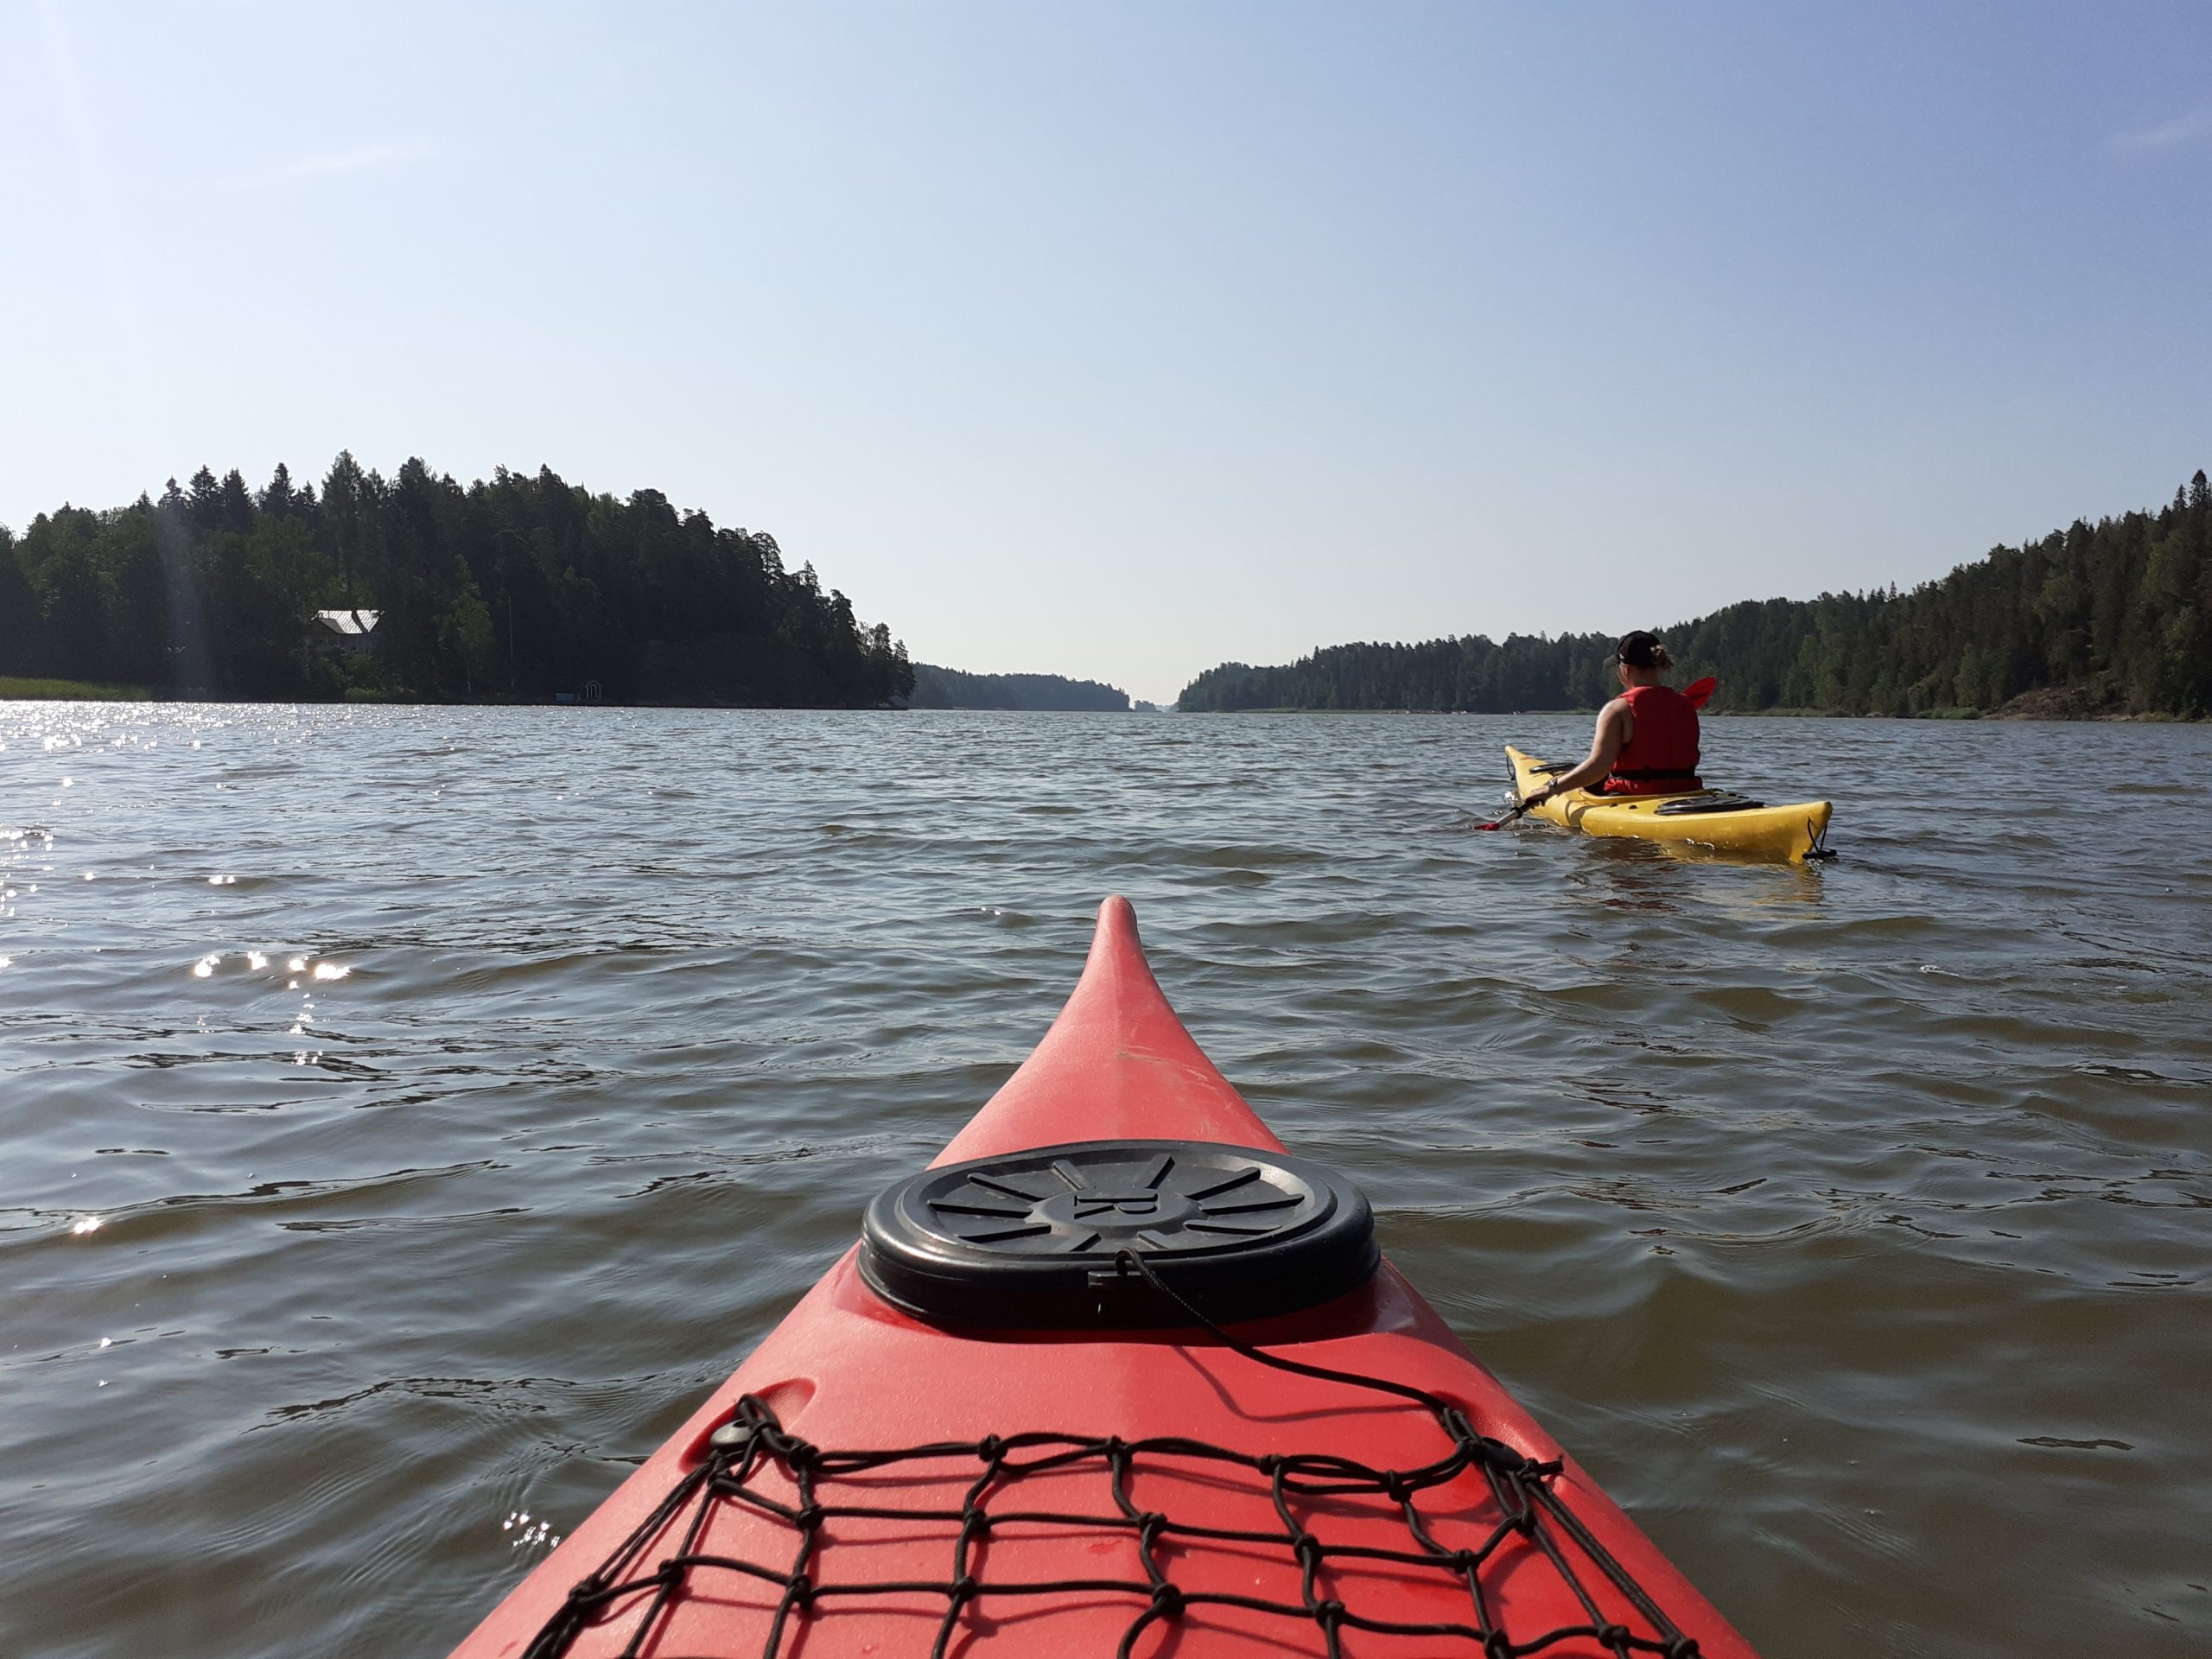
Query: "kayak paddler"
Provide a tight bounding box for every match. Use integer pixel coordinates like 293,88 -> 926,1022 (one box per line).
1523,630 -> 1703,807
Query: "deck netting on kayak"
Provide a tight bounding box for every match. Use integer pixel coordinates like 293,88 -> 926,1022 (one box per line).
523,1256 -> 1704,1659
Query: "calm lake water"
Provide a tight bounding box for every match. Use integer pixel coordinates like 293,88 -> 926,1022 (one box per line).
3,703 -> 2208,1659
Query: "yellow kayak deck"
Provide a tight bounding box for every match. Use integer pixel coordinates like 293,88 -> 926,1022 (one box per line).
1504,746 -> 1834,862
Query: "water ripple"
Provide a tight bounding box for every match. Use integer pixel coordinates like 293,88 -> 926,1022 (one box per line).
3,703 -> 2209,1658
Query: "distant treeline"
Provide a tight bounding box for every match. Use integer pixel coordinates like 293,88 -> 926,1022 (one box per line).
907,664 -> 1131,710
1179,470 -> 2212,719
0,454 -> 914,707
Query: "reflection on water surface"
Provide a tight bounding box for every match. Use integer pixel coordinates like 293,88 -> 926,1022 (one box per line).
2,702 -> 2208,1659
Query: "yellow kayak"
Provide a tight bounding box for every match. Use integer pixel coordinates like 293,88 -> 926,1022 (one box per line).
1504,745 -> 1834,861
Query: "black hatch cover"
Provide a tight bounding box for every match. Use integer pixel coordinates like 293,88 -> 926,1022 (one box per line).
1654,791 -> 1767,816
860,1139 -> 1379,1329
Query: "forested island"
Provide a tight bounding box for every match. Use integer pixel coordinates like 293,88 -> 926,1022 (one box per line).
906,664 -> 1132,710
0,455 -> 914,707
1179,471 -> 2212,719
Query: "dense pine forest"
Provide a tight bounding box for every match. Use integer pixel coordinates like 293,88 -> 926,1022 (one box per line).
0,455 -> 914,707
906,664 -> 1132,710
1179,471 -> 2212,718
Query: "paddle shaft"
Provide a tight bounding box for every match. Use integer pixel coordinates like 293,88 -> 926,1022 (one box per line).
1476,799 -> 1533,832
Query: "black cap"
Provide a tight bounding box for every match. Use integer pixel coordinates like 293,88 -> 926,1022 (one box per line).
1614,630 -> 1663,667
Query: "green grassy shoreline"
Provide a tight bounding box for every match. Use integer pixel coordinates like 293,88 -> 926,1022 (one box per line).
0,677 -> 156,702
3,680 -> 2194,721
0,681 -> 910,710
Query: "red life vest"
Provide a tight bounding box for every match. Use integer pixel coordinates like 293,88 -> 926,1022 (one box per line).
1604,684 -> 1702,795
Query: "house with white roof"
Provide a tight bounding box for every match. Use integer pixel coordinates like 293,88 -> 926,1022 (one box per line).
306,609 -> 382,658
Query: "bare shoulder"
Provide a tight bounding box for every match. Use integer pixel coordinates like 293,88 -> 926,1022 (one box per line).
1595,696 -> 1634,749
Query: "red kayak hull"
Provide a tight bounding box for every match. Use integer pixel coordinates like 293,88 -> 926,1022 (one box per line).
449,897 -> 1757,1658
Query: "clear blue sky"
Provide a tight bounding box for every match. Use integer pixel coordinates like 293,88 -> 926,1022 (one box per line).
5,3 -> 2208,704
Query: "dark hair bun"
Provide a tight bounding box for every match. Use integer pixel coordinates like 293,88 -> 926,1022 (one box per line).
1615,630 -> 1670,670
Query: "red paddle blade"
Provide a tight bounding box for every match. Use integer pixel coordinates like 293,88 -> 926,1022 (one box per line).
1685,676 -> 1717,709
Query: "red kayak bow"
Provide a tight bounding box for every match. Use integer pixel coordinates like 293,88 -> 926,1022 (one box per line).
449,898 -> 1758,1658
